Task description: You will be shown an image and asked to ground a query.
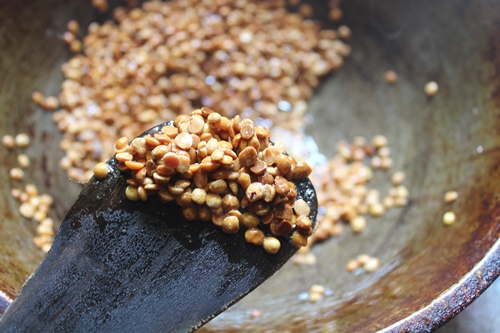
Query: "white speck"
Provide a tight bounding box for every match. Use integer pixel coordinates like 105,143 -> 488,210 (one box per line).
269,57 -> 281,67
201,97 -> 213,106
278,100 -> 292,112
205,76 -> 216,85
472,107 -> 479,115
298,292 -> 309,300
86,104 -> 99,116
477,145 -> 484,153
239,31 -> 253,43
254,117 -> 273,129
127,62 -> 137,71
241,107 -> 254,119
324,288 -> 334,296
304,135 -> 327,166
191,39 -> 201,48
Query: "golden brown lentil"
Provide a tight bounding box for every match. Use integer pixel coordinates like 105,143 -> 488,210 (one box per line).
92,0 -> 109,13
294,134 -> 411,261
43,0 -> 350,183
10,179 -> 56,252
384,70 -> 398,84
67,20 -> 79,34
14,133 -> 30,147
17,154 -> 30,168
93,162 -> 109,179
345,259 -> 360,272
350,216 -> 366,233
443,211 -> 456,225
118,109 -> 313,253
1,135 -> 15,149
338,25 -> 352,39
262,236 -> 281,254
424,81 -> 439,96
444,191 -> 458,203
9,167 -> 24,180
363,257 -> 381,272
308,284 -> 326,303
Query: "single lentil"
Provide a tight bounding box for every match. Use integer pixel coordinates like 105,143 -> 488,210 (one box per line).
2,135 -> 15,149
443,211 -> 456,225
17,154 -> 30,168
384,70 -> 398,84
93,162 -> 109,179
425,81 -> 439,96
391,171 -> 405,185
263,236 -> 281,254
9,167 -> 24,180
363,257 -> 381,272
14,133 -> 30,147
444,191 -> 458,203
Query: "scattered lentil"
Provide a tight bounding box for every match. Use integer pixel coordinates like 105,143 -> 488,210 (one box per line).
14,133 -> 30,147
345,259 -> 360,272
17,154 -> 30,168
9,167 -> 24,180
350,216 -> 366,233
338,25 -> 352,39
424,81 -> 439,96
363,257 -> 381,272
11,183 -> 56,252
384,70 -> 398,84
249,309 -> 263,319
444,191 -> 458,203
93,162 -> 109,179
308,284 -> 326,303
391,171 -> 405,185
298,135 -> 411,257
2,135 -> 15,149
92,0 -> 109,13
345,254 -> 380,273
372,135 -> 388,149
443,211 -> 456,225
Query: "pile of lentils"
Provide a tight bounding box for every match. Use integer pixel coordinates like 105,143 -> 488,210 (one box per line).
104,108 -> 314,254
2,133 -> 57,253
44,0 -> 351,183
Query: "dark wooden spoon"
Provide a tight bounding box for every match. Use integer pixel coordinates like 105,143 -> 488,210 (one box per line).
0,122 -> 318,333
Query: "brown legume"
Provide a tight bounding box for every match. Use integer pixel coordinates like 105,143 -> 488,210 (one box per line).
425,81 -> 439,96
14,133 -> 30,147
444,191 -> 458,203
263,236 -> 281,254
443,211 -> 456,225
48,0 -> 349,184
118,109 -> 313,254
93,162 -> 109,179
2,135 -> 15,149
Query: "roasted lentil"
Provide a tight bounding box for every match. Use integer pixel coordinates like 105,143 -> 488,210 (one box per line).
39,0 -> 350,183
424,81 -> 439,96
384,70 -> 398,84
1,135 -> 15,149
444,191 -> 458,203
443,211 -> 456,225
14,133 -> 30,147
119,109 -> 313,254
299,135 -> 411,258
